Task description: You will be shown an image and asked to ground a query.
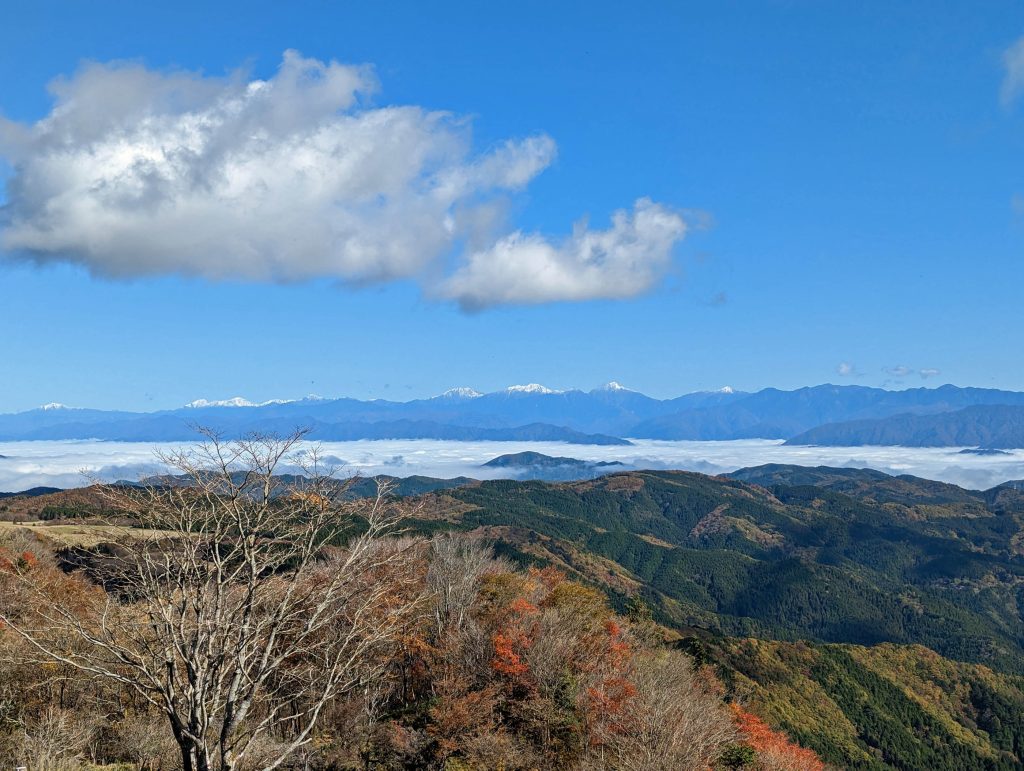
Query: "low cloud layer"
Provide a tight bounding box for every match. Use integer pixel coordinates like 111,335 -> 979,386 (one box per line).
0,51 -> 687,307
3,438 -> 1024,492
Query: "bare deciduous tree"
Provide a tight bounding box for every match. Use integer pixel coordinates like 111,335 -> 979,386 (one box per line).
426,534 -> 502,639
603,650 -> 739,771
15,706 -> 97,771
0,430 -> 421,771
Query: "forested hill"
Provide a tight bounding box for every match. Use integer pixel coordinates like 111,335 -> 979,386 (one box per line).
401,466 -> 1024,768
8,464 -> 1024,673
414,468 -> 1024,671
692,636 -> 1024,770
7,465 -> 1024,768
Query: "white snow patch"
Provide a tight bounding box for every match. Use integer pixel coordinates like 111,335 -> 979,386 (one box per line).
439,387 -> 483,399
504,384 -> 563,394
184,397 -> 293,409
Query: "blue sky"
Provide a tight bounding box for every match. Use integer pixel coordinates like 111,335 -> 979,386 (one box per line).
1,0 -> 1023,411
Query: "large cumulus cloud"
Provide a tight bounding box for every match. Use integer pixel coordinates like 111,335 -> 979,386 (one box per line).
0,51 -> 687,306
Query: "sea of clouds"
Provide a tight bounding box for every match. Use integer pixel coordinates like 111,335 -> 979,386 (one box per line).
3,439 -> 1024,492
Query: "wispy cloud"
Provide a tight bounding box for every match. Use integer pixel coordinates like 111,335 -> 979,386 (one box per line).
0,51 -> 687,308
1011,193 -> 1024,218
1001,36 -> 1024,106
883,365 -> 913,377
882,364 -> 940,381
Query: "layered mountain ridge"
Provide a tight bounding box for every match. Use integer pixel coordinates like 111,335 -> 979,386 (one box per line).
6,382 -> 1024,446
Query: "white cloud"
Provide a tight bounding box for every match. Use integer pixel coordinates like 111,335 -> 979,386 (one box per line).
882,365 -> 939,381
836,362 -> 858,377
1002,36 -> 1024,106
440,199 -> 687,309
884,365 -> 913,378
4,439 -> 1024,492
0,51 -> 686,306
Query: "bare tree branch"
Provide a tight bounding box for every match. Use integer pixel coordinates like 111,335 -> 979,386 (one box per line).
0,430 -> 421,771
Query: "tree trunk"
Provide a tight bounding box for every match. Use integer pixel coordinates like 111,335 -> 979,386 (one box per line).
179,744 -> 194,771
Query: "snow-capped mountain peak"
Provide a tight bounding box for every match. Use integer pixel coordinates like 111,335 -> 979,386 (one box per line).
439,387 -> 483,399
39,402 -> 69,411
596,381 -> 633,392
185,397 -> 256,409
185,396 -> 301,409
504,383 -> 562,395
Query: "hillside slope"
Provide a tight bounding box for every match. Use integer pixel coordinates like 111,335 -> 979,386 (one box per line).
694,635 -> 1024,770
11,466 -> 1024,769
414,469 -> 1024,673
785,404 -> 1024,448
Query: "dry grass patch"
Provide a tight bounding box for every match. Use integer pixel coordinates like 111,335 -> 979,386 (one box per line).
0,520 -> 173,548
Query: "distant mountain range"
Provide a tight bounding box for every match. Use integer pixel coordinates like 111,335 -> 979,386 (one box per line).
5,382 -> 1024,447
784,404 -> 1024,448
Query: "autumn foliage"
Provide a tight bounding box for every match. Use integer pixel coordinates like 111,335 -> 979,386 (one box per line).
731,704 -> 826,771
0,523 -> 818,770
400,555 -> 740,769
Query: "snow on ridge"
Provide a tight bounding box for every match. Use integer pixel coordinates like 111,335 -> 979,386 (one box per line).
185,397 -> 293,409
185,397 -> 256,408
504,383 -> 563,395
39,402 -> 70,411
439,387 -> 483,399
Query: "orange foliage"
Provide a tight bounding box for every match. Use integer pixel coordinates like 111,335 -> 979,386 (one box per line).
490,595 -> 539,680
491,631 -> 530,677
507,597 -> 538,617
731,704 -> 825,771
0,547 -> 40,574
583,617 -> 638,744
529,564 -> 567,590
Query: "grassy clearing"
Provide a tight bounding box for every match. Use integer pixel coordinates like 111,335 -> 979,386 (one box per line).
0,520 -> 171,548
